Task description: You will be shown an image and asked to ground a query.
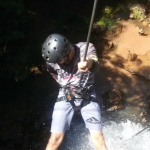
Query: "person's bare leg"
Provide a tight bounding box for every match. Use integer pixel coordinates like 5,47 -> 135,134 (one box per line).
46,132 -> 65,150
89,130 -> 107,150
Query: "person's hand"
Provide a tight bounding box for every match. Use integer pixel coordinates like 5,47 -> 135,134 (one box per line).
78,58 -> 93,72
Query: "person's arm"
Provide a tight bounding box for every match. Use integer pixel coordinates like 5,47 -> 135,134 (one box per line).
88,54 -> 99,73
78,43 -> 100,73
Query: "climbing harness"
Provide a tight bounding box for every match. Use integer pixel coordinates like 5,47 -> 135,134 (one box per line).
57,85 -> 97,112
65,85 -> 93,112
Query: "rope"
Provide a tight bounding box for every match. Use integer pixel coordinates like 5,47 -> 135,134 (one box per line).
63,0 -> 99,89
79,0 -> 98,86
83,0 -> 98,61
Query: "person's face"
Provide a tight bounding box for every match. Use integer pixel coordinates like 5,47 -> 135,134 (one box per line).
58,47 -> 75,65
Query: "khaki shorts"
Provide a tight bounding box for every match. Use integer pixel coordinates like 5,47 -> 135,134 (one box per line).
51,101 -> 102,132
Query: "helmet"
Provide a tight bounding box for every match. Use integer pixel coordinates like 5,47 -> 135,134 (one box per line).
42,33 -> 73,63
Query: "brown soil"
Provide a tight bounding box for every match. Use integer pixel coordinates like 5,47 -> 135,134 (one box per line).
99,19 -> 150,80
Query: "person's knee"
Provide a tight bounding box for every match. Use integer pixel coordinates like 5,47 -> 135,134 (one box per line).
47,133 -> 65,148
90,130 -> 104,141
90,130 -> 107,150
51,133 -> 64,144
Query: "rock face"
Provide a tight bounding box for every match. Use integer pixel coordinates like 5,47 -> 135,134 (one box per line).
101,89 -> 125,111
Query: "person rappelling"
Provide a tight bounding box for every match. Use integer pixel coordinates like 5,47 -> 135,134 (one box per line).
41,0 -> 108,149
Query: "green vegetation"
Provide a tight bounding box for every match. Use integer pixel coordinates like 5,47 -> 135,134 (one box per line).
96,16 -> 117,29
96,4 -> 126,28
130,6 -> 146,19
96,6 -> 115,28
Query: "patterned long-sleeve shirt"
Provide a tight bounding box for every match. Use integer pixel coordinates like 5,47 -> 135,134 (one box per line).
46,42 -> 99,98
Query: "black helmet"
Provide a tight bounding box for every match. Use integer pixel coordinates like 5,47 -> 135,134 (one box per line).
42,33 -> 73,63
